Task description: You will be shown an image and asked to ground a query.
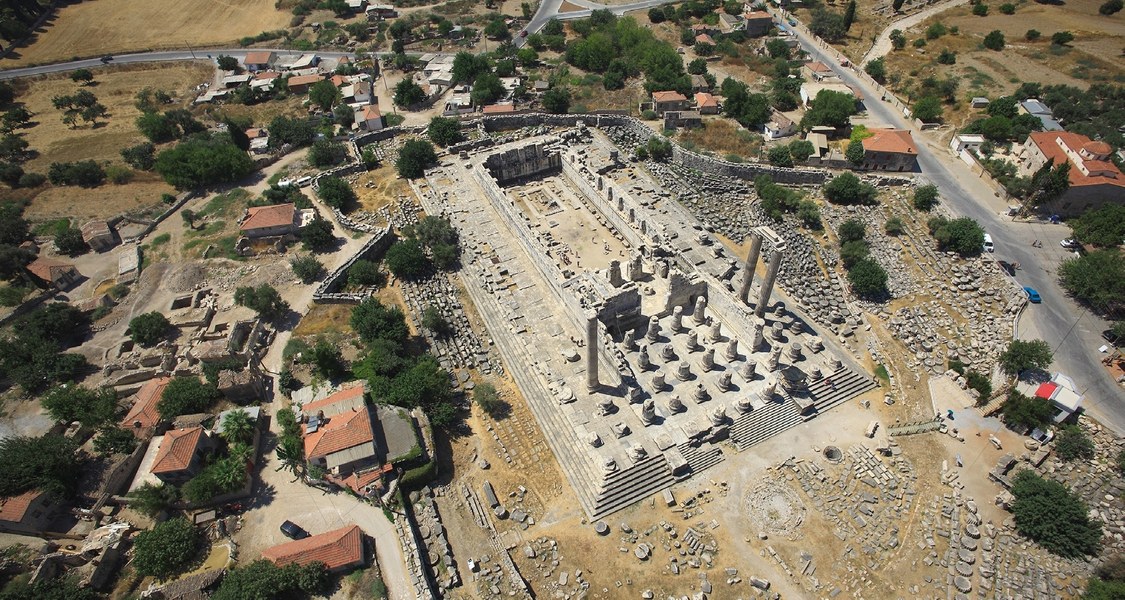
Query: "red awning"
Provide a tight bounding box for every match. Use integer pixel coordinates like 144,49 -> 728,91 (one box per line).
1034,382 -> 1058,399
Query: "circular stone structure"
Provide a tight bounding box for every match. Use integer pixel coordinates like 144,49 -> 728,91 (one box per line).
823,446 -> 843,463
594,521 -> 609,535
744,481 -> 807,538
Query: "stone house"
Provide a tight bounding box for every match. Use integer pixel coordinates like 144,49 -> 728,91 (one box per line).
262,524 -> 367,573
694,92 -> 719,115
0,490 -> 57,534
121,377 -> 172,439
243,51 -> 275,72
80,220 -> 116,252
150,426 -> 212,485
353,104 -> 383,131
664,110 -> 702,130
239,203 -> 299,238
860,129 -> 919,172
651,91 -> 688,116
1021,132 -> 1125,216
26,257 -> 80,289
743,11 -> 773,37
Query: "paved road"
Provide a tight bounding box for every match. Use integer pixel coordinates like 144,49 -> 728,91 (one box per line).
859,0 -> 970,66
518,0 -> 682,47
776,8 -> 1125,434
0,48 -> 357,80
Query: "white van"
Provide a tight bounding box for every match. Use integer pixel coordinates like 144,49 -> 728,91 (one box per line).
982,234 -> 994,253
295,176 -> 313,188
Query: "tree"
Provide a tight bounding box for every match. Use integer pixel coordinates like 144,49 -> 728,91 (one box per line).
0,245 -> 33,281
1010,470 -> 1101,557
41,384 -> 118,426
864,58 -> 886,83
824,172 -> 878,205
0,576 -> 101,600
154,133 -> 254,189
928,216 -> 985,256
544,18 -> 564,36
648,6 -> 666,22
290,255 -> 323,283
767,145 -> 793,167
983,30 -> 1005,50
936,49 -> 957,65
158,376 -> 220,419
0,434 -> 81,499
301,216 -> 336,252
133,517 -> 200,580
843,0 -> 857,30
234,284 -> 289,320
913,96 -> 944,122
999,339 -> 1053,376
54,225 -> 87,256
1026,29 -> 1041,41
1100,0 -> 1124,14
1070,205 -> 1125,247
848,259 -> 888,298
309,338 -> 346,380
890,29 -> 906,49
1001,389 -> 1053,430
315,175 -> 357,211
484,18 -> 510,40
211,560 -> 329,600
48,160 -> 105,187
93,426 -> 138,454
972,2 -> 989,15
0,202 -> 29,245
840,240 -> 871,268
788,140 -> 814,162
471,72 -> 505,106
126,482 -> 179,518
181,208 -> 195,230
396,139 -> 438,179
422,305 -> 452,337
1051,31 -> 1074,46
809,8 -> 847,42
394,78 -> 427,108
1054,425 -> 1095,461
428,116 -> 463,147
474,382 -> 507,418
451,52 -> 490,85
220,408 -> 254,445
308,139 -> 347,167
2,105 -> 32,133
800,90 -> 857,129
1000,2 -> 1016,13
308,79 -> 340,112
267,116 -> 316,149
385,238 -> 430,280
121,142 -> 157,170
1059,250 -> 1125,312
845,139 -> 865,165
351,297 -> 409,344
129,311 -> 171,346
216,55 -> 240,71
348,259 -> 385,287
838,219 -> 867,243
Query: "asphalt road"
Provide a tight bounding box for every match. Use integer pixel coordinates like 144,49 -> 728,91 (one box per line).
0,48 -> 357,80
519,0 -> 682,47
776,9 -> 1125,434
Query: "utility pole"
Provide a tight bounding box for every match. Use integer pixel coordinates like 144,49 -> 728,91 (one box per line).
186,43 -> 196,60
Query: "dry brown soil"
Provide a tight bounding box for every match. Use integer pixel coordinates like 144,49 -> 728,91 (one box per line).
3,0 -> 292,66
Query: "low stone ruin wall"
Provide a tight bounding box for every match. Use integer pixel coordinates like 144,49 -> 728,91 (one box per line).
312,226 -> 396,304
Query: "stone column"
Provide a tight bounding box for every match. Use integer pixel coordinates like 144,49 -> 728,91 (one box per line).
586,311 -> 599,392
629,254 -> 643,281
738,232 -> 763,305
692,296 -> 707,325
608,260 -> 625,287
754,249 -> 784,318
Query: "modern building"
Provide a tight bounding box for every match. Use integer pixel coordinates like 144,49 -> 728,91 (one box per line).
803,61 -> 837,83
354,104 -> 383,131
950,134 -> 986,155
1022,131 -> 1125,216
743,11 -> 773,37
150,426 -> 212,485
764,111 -> 797,140
860,129 -> 918,171
262,524 -> 367,573
1033,373 -> 1084,423
303,406 -> 378,474
287,73 -> 325,94
239,203 -> 299,238
1019,99 -> 1063,132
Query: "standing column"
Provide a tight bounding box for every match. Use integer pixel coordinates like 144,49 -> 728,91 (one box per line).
738,232 -> 763,305
755,249 -> 784,318
586,311 -> 599,392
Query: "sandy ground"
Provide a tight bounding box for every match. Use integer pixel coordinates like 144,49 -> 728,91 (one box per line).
861,0 -> 971,65
2,0 -> 292,66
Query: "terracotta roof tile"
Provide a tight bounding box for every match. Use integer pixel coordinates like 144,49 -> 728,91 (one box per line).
244,51 -> 274,65
482,103 -> 515,114
301,383 -> 366,415
805,61 -> 832,73
304,406 -> 375,460
121,377 -> 172,431
262,524 -> 365,571
1029,131 -> 1125,188
26,257 -> 76,283
0,490 -> 45,522
151,426 -> 206,474
240,203 -> 296,232
862,129 -> 917,155
652,91 -> 687,103
288,73 -> 324,88
694,92 -> 718,109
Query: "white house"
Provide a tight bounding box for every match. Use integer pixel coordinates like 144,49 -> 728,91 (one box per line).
764,111 -> 797,140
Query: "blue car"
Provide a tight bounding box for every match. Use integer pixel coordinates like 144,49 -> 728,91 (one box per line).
1023,286 -> 1042,303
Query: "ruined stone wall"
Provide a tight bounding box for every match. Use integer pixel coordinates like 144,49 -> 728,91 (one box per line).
484,143 -> 561,184
560,156 -> 648,251
312,227 -> 396,303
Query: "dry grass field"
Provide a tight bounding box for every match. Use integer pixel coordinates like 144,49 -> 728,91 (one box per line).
675,118 -> 764,160
3,0 -> 292,67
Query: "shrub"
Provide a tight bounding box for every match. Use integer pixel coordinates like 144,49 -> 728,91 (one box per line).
154,133 -> 254,189
129,311 -> 171,346
998,339 -> 1053,376
1010,470 -> 1101,557
48,160 -> 105,187
348,260 -> 385,287
158,376 -> 220,419
396,139 -> 437,179
965,370 -> 992,402
884,217 -> 905,235
421,305 -> 452,337
1026,29 -> 1041,41
928,216 -> 984,256
913,184 -> 939,210
1055,426 -> 1095,461
840,240 -> 870,268
234,284 -> 289,320
983,30 -> 1005,50
999,2 -> 1015,13
1051,31 -> 1074,46
823,172 -> 878,205
848,259 -> 888,298
1001,390 -> 1053,431
972,3 -> 988,16
473,382 -> 508,418
1100,0 -> 1123,14
290,255 -> 323,283
18,172 -> 45,188
132,517 -> 200,580
838,219 -> 866,243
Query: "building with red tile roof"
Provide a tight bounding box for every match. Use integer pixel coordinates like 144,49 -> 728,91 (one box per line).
743,11 -> 773,37
651,90 -> 688,116
354,104 -> 383,131
482,103 -> 516,114
304,407 -> 377,473
240,203 -> 298,238
861,129 -> 918,172
121,377 -> 172,438
151,426 -> 211,484
287,73 -> 325,93
243,51 -> 275,72
1022,131 -> 1125,216
694,33 -> 716,47
694,92 -> 719,114
0,490 -> 56,534
262,524 -> 367,573
26,257 -> 79,290
300,382 -> 367,418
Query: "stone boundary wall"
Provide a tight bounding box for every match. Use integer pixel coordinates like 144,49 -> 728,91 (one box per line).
124,190 -> 198,243
312,226 -> 396,304
561,156 -> 648,252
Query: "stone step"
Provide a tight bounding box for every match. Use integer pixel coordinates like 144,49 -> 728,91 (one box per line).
729,399 -> 805,451
590,454 -> 676,519
677,442 -> 725,475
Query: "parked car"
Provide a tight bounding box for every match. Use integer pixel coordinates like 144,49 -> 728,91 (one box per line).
1030,428 -> 1054,444
1023,286 -> 1042,303
280,520 -> 309,540
982,233 -> 994,253
520,29 -> 528,38
100,55 -> 113,64
1060,238 -> 1080,249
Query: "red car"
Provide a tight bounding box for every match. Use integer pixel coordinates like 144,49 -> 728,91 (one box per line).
520,30 -> 528,38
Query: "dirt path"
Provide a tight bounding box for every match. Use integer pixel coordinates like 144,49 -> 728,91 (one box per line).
860,0 -> 971,66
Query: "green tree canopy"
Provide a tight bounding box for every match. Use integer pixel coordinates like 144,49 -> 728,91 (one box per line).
800,90 -> 858,129
385,238 -> 431,280
998,339 -> 1053,375
848,259 -> 888,298
428,116 -> 463,147
393,79 -> 427,107
1001,390 -> 1053,431
913,96 -> 944,122
396,139 -> 438,179
308,79 -> 341,111
133,517 -> 201,580
1059,249 -> 1125,312
913,184 -> 939,210
301,216 -> 336,252
927,216 -> 985,256
154,133 -> 254,189
210,559 -> 329,600
129,311 -> 171,346
267,116 -> 317,148
1010,470 -> 1101,557
316,175 -> 358,211
290,254 -> 324,283
542,87 -> 571,114
823,172 -> 878,205
126,482 -> 179,518
1070,204 -> 1125,247
1055,425 -> 1095,461
234,283 -> 289,320
838,219 -> 867,243
351,297 -> 409,344
158,376 -> 220,419
983,30 -> 1005,50
0,434 -> 82,498
41,384 -> 118,426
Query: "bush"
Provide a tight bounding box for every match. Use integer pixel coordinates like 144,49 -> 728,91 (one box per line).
983,30 -> 1005,50
421,305 -> 452,337
158,376 -> 220,419
54,226 -> 88,256
133,517 -> 200,580
308,139 -> 348,167
999,2 -> 1015,12
93,426 -> 138,455
350,297 -> 409,344
972,3 -> 988,15
348,259 -> 385,288
129,311 -> 171,346
1100,0 -> 1123,14
1069,204 -> 1125,247
1010,470 -> 1101,557
290,255 -> 323,283
234,284 -> 289,320
396,139 -> 437,179
927,216 -> 984,256
998,339 -> 1052,376
884,217 -> 905,235
316,175 -> 357,211
823,172 -> 878,205
384,239 -> 430,280
1001,390 -> 1053,431
474,382 -> 508,418
1055,425 -> 1095,461
838,219 -> 866,243
211,560 -> 329,600
965,370 -> 992,402
0,434 -> 82,498
48,160 -> 105,187
1051,31 -> 1074,46
428,116 -> 462,147
126,482 -> 178,518
154,133 -> 254,189
848,259 -> 888,298
121,142 -> 157,170
1059,250 -> 1125,312
840,240 -> 870,268
913,184 -> 939,210
301,216 -> 336,252
18,172 -> 45,188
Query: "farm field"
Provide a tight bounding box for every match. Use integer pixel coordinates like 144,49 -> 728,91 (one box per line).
2,0 -> 292,66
